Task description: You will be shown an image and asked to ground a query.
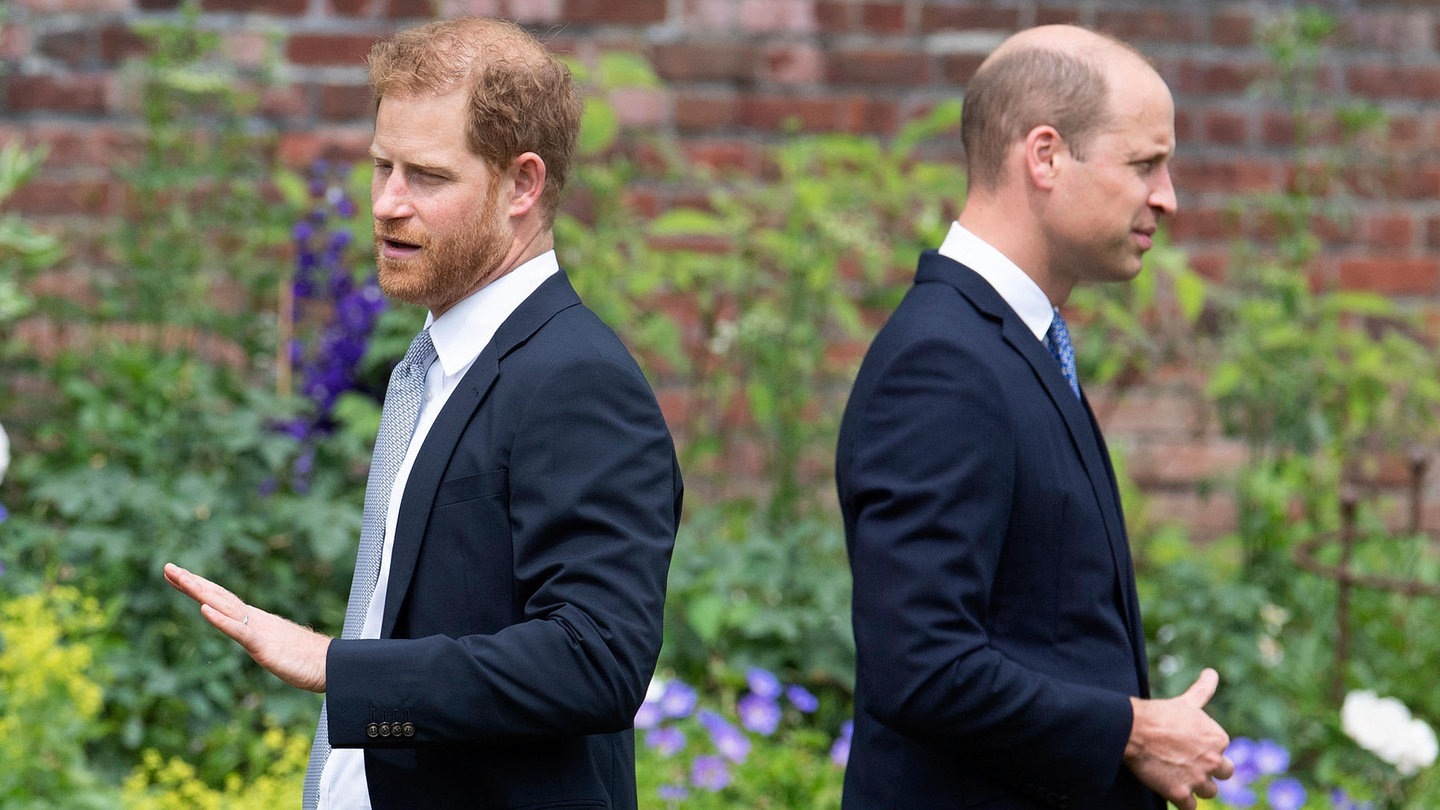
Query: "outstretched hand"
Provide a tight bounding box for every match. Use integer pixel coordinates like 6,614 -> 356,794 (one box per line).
163,563 -> 331,693
1124,667 -> 1234,810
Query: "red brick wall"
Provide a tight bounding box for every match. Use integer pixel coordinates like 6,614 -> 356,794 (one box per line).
7,0 -> 1440,538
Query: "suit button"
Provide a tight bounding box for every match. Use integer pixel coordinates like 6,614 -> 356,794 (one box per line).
379,722 -> 392,737
366,723 -> 379,738
401,722 -> 416,737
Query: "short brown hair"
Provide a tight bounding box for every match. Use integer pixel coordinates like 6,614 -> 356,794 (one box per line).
960,45 -> 1111,193
367,17 -> 582,223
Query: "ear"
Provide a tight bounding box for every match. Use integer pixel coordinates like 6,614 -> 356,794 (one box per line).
1024,125 -> 1064,191
506,151 -> 547,218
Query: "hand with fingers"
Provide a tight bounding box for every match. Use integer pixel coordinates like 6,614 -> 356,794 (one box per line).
1124,667 -> 1235,810
163,563 -> 331,693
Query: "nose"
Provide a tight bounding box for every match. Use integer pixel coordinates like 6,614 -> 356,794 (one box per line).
371,168 -> 413,221
1150,165 -> 1178,216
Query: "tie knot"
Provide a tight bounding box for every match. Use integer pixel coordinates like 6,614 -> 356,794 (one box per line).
400,328 -> 436,378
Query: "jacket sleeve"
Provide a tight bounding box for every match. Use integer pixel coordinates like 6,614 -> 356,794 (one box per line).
325,348 -> 681,746
841,331 -> 1133,792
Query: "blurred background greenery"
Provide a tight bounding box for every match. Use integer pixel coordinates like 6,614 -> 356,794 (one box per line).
4,5 -> 1440,808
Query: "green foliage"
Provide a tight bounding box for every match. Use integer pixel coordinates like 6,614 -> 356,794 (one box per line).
122,726 -> 309,810
663,514 -> 853,692
0,585 -> 118,809
557,58 -> 964,530
106,0 -> 288,352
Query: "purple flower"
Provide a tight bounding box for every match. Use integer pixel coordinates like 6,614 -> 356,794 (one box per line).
634,700 -> 663,730
699,711 -> 750,763
0,504 -> 8,524
1253,739 -> 1290,776
660,681 -> 697,719
1267,777 -> 1306,810
658,784 -> 688,802
746,667 -> 782,699
830,721 -> 853,768
1216,775 -> 1257,807
645,726 -> 686,756
737,693 -> 782,736
691,755 -> 730,791
1331,788 -> 1375,810
786,684 -> 819,713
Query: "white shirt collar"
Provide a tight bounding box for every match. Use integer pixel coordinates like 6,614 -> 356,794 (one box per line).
937,222 -> 1055,342
424,250 -> 560,377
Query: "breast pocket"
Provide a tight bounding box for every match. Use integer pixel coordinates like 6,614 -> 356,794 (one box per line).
433,468 -> 507,508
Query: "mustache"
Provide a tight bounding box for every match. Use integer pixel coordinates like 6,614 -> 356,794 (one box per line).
374,224 -> 426,248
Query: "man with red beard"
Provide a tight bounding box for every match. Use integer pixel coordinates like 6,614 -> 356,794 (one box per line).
165,17 -> 681,810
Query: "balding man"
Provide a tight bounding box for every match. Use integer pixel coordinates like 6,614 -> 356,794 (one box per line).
837,25 -> 1233,809
165,17 -> 681,809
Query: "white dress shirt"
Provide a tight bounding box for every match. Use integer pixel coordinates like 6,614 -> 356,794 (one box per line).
937,221 -> 1056,342
318,251 -> 560,809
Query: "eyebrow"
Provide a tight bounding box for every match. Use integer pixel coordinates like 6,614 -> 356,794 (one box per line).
367,148 -> 454,176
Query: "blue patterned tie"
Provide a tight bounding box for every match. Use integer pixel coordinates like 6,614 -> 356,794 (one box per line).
303,327 -> 436,809
1046,308 -> 1081,400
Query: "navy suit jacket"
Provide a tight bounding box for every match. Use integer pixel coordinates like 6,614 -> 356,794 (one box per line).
836,252 -> 1163,809
326,270 -> 682,809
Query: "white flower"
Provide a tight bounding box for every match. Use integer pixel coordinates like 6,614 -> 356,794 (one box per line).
0,420 -> 9,485
1342,689 -> 1439,776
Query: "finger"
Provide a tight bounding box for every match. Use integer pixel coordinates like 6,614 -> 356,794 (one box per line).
165,564 -> 247,619
1212,755 -> 1235,781
1179,667 -> 1219,707
1172,794 -> 1196,810
1195,778 -> 1219,800
199,602 -> 251,645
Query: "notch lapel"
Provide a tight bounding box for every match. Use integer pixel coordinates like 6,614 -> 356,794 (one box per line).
379,271 -> 583,637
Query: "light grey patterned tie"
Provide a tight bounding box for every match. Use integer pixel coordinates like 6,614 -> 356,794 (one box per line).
303,327 -> 436,810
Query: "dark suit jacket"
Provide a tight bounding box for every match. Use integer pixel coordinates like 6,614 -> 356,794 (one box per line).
326,270 -> 682,809
835,251 -> 1163,809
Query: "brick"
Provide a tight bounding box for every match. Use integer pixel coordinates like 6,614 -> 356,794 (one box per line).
940,53 -> 985,85
738,0 -> 816,33
6,74 -> 112,115
16,0 -> 127,10
287,34 -> 378,66
1261,111 -> 1297,147
9,122 -> 138,167
1348,64 -> 1440,101
260,85 -> 311,119
1140,491 -> 1237,543
1035,6 -> 1082,27
826,48 -> 929,86
1173,59 -> 1256,95
99,23 -> 149,65
219,30 -> 274,70
860,2 -> 907,34
675,90 -> 739,132
1172,109 -> 1196,143
318,83 -> 375,120
609,86 -> 669,128
1364,213 -> 1416,251
203,0 -> 308,12
681,139 -> 760,173
1202,110 -> 1248,146
1209,10 -> 1255,47
764,42 -> 824,85
920,5 -> 1020,32
1427,217 -> 1440,250
1342,10 -> 1434,53
816,0 -> 853,32
1170,158 -> 1276,194
0,23 -> 29,60
740,94 -> 849,133
9,178 -> 121,217
388,0 -> 434,16
563,0 -> 665,25
329,0 -> 380,15
277,127 -> 374,169
506,0 -> 563,23
652,41 -> 755,83
39,29 -> 95,69
437,0 -> 502,15
1167,206 -> 1229,242
1096,8 -> 1201,43
1337,258 -> 1439,295
1129,440 -> 1248,488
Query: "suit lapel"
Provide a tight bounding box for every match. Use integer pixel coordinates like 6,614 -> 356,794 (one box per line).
380,271 -> 583,636
918,252 -> 1145,663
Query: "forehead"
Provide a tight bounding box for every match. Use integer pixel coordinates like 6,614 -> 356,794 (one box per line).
1097,68 -> 1175,154
371,89 -> 471,160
